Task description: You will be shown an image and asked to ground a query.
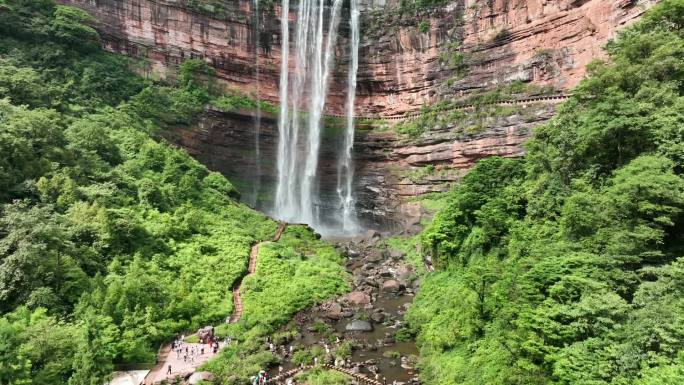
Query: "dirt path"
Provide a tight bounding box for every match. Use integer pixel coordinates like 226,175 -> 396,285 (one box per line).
229,222 -> 286,324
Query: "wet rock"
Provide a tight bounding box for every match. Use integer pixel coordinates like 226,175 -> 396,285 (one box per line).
389,249 -> 405,259
188,372 -> 214,384
346,319 -> 374,332
382,279 -> 404,293
370,312 -> 386,323
365,251 -> 384,263
396,265 -> 413,280
344,291 -> 371,305
341,311 -> 354,318
322,302 -> 343,320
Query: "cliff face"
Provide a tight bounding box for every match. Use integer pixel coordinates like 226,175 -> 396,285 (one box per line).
58,0 -> 655,116
57,0 -> 657,230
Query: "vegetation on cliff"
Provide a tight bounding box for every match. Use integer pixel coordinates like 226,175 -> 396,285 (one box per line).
0,1 -> 346,384
406,1 -> 684,384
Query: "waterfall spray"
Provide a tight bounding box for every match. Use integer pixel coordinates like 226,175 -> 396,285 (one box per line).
337,0 -> 360,233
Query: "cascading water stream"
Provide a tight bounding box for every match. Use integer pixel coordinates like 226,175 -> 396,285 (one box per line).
337,0 -> 360,233
274,0 -> 344,228
252,0 -> 262,207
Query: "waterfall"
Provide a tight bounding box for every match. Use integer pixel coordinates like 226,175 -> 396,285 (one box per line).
337,0 -> 360,233
252,0 -> 262,207
275,0 -> 344,227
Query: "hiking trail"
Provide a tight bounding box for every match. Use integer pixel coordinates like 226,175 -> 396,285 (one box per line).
229,222 -> 287,323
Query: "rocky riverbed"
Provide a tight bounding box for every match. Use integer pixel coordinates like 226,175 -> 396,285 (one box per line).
267,230 -> 422,384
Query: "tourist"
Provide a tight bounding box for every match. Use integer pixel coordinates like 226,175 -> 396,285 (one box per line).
289,345 -> 294,355
183,354 -> 187,362
279,365 -> 283,374
167,365 -> 172,375
201,347 -> 204,355
314,356 -> 318,366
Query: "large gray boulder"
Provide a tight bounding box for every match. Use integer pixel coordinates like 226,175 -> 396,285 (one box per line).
345,319 -> 374,332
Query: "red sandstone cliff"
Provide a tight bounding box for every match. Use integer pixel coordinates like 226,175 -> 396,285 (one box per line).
58,0 -> 656,117
57,0 -> 659,228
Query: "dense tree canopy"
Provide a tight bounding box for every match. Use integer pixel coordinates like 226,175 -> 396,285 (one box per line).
0,1 -> 339,384
408,1 -> 684,384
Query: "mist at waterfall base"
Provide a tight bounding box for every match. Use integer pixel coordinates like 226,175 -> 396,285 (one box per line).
268,0 -> 362,237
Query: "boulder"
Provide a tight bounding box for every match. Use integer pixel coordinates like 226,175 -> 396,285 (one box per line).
322,302 -> 343,320
396,265 -> 413,280
188,372 -> 214,384
197,326 -> 214,342
382,279 -> 404,293
346,320 -> 374,332
344,291 -> 371,305
370,312 -> 386,323
365,251 -> 384,263
389,249 -> 405,259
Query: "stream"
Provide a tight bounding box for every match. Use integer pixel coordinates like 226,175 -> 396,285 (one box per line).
268,231 -> 421,384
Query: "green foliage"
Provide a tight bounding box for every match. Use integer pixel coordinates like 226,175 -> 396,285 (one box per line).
294,367 -> 350,385
418,20 -> 430,33
408,2 -> 684,384
399,0 -> 449,11
51,6 -> 99,48
239,225 -> 348,331
202,226 -> 348,383
211,91 -> 279,115
0,1 -> 289,384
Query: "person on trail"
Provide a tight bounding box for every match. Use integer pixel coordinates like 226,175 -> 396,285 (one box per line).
183,354 -> 187,362
201,347 -> 205,355
278,365 -> 283,374
167,365 -> 172,375
314,357 -> 318,366
289,345 -> 294,355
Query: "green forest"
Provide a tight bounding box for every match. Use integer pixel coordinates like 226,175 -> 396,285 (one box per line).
0,1 -> 347,384
405,1 -> 684,384
1,0 -> 683,384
